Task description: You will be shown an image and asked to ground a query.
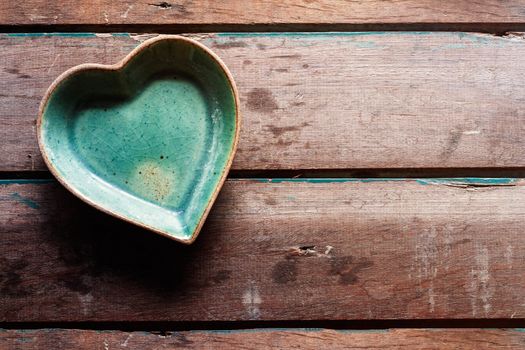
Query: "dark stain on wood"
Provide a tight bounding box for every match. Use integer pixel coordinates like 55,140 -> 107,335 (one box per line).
211,269 -> 231,284
4,68 -> 30,79
270,54 -> 301,59
212,41 -> 248,49
456,238 -> 472,245
174,3 -> 193,15
0,259 -> 30,297
329,256 -> 373,285
266,122 -> 310,137
243,59 -> 252,65
272,260 -> 297,284
441,129 -> 463,160
266,125 -> 299,137
246,88 -> 278,113
256,43 -> 267,50
173,333 -> 194,346
264,196 -> 277,205
59,273 -> 92,295
276,139 -> 294,146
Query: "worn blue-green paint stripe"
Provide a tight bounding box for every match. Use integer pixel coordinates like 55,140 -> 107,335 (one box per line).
0,31 -> 506,40
0,179 -> 54,185
415,178 -> 519,185
245,178 -> 521,184
5,32 -> 98,37
216,31 -> 448,37
9,193 -> 40,209
216,31 -> 505,40
0,178 -> 521,185
3,32 -> 131,38
4,31 -> 437,38
2,32 -> 516,51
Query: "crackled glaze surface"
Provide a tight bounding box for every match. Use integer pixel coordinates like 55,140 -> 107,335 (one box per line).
38,36 -> 239,242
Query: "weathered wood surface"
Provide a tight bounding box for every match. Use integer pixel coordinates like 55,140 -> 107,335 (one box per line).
1,328 -> 524,349
1,179 -> 524,321
2,1 -> 525,27
2,32 -> 525,171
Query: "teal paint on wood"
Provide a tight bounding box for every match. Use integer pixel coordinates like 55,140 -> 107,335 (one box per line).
5,33 -> 98,38
215,31 -> 495,38
215,31 -> 436,37
1,178 -> 519,185
214,32 -> 515,50
247,178 -> 521,184
4,33 -> 130,38
38,36 -> 240,243
0,179 -> 53,185
10,193 -> 40,209
415,178 -> 519,185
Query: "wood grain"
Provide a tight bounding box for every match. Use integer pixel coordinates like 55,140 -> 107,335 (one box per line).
2,32 -> 525,171
2,1 -> 525,27
1,179 -> 524,321
1,328 -> 525,349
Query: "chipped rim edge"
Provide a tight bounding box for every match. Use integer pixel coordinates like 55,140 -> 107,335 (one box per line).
36,34 -> 241,245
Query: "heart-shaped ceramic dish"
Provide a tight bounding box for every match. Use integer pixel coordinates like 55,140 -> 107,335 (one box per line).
37,35 -> 240,244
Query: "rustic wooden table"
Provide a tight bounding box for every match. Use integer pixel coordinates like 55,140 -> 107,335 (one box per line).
2,1 -> 525,349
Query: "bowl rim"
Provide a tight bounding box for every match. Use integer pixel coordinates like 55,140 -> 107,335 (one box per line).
37,34 -> 241,244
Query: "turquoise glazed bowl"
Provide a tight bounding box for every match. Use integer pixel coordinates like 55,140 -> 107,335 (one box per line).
38,35 -> 240,243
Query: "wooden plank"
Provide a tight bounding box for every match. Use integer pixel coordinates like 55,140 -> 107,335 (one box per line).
2,32 -> 525,171
1,328 -> 525,349
1,178 -> 524,321
2,1 -> 525,27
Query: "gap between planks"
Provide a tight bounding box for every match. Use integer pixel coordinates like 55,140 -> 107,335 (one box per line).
5,169 -> 525,180
1,319 -> 525,331
3,24 -> 525,34
0,328 -> 525,349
